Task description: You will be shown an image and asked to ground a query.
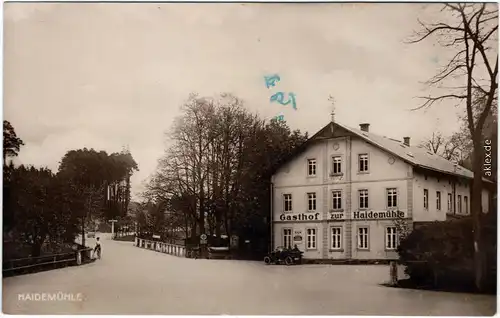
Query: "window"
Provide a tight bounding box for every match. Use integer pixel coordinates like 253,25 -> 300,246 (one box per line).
464,196 -> 468,214
332,156 -> 342,174
306,228 -> 317,250
307,192 -> 316,212
359,154 -> 369,172
283,228 -> 292,248
331,227 -> 342,250
307,159 -> 316,177
385,227 -> 398,250
359,189 -> 369,209
387,188 -> 397,208
447,193 -> 452,212
458,195 -> 462,213
357,227 -> 369,249
332,190 -> 342,210
436,191 -> 441,210
423,189 -> 429,210
283,194 -> 292,212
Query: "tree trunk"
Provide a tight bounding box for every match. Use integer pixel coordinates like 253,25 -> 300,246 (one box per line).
31,240 -> 43,257
215,208 -> 222,238
472,135 -> 485,292
81,216 -> 86,248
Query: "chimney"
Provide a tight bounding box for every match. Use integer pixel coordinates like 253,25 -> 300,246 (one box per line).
359,123 -> 370,132
403,137 -> 410,146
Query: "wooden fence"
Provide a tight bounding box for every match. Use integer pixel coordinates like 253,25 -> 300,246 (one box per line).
135,238 -> 187,258
3,248 -> 93,275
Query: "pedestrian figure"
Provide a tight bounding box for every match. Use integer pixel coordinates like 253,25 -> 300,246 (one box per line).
93,237 -> 102,260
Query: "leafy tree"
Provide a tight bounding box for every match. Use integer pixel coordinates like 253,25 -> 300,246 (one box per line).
408,3 -> 498,291
57,148 -> 138,246
5,166 -> 80,257
3,120 -> 24,163
144,93 -> 308,256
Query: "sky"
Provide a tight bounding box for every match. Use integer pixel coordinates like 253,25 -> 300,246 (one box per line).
4,2 -> 480,200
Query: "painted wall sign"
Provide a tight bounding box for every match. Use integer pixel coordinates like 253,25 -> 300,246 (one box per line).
293,230 -> 303,242
279,212 -> 320,221
330,212 -> 344,220
353,210 -> 405,220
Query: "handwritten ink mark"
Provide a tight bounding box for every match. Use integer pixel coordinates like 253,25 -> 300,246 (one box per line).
270,92 -> 297,110
264,74 -> 281,89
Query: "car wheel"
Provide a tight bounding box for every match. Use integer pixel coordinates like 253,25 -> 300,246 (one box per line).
285,256 -> 293,266
264,256 -> 272,265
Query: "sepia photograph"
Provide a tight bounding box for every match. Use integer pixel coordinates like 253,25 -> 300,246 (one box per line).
2,1 -> 498,315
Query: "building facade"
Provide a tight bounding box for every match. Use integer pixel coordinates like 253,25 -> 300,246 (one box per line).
271,121 -> 491,261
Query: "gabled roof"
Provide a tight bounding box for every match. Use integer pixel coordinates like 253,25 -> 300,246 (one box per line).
338,122 -> 474,179
274,121 -> 480,180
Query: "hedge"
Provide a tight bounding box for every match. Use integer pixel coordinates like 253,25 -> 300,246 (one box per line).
397,213 -> 496,293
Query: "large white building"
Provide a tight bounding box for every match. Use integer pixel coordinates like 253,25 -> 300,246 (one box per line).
271,120 -> 492,261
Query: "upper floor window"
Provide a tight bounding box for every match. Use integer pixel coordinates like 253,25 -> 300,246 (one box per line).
436,191 -> 441,210
332,156 -> 342,174
359,154 -> 369,172
447,193 -> 452,212
458,195 -> 462,213
464,196 -> 468,214
307,159 -> 316,177
423,189 -> 429,210
283,194 -> 292,212
332,190 -> 342,210
359,189 -> 369,209
387,188 -> 397,208
307,192 -> 317,212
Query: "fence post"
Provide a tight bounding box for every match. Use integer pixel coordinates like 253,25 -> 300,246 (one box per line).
390,261 -> 398,286
76,251 -> 82,265
135,237 -> 138,246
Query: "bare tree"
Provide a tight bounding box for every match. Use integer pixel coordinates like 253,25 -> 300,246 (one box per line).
421,131 -> 469,163
408,3 -> 498,291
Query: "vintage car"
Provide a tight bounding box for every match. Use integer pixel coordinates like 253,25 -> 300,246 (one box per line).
264,246 -> 303,265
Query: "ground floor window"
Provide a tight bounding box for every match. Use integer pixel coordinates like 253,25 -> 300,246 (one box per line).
306,228 -> 317,250
458,195 -> 462,213
357,227 -> 369,249
385,227 -> 397,250
331,227 -> 342,250
283,228 -> 292,248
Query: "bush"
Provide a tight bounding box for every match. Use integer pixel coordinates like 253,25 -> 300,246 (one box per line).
398,214 -> 496,293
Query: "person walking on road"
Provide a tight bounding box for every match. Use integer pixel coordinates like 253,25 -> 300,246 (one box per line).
93,237 -> 102,259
